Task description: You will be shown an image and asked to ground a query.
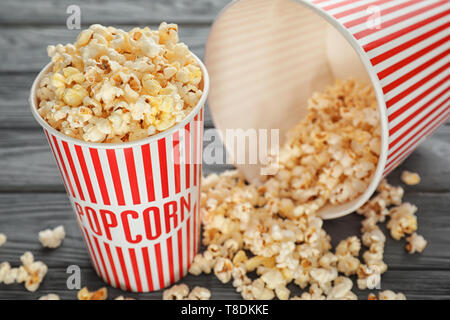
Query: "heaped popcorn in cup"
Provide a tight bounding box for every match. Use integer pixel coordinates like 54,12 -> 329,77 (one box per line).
36,23 -> 203,143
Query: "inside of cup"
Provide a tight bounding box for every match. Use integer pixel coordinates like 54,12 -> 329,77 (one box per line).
205,0 -> 382,219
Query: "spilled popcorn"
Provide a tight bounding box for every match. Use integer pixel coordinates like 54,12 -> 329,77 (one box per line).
368,290 -> 406,300
163,284 -> 211,300
405,233 -> 427,254
39,225 -> 65,249
187,80 -> 427,300
36,23 -> 203,143
401,170 -> 421,185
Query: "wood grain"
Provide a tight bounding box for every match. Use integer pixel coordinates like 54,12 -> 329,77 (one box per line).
1,192 -> 449,270
0,192 -> 448,300
0,267 -> 449,300
0,0 -> 229,25
0,26 -> 209,73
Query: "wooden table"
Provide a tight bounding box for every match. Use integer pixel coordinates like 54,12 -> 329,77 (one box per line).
0,0 -> 449,300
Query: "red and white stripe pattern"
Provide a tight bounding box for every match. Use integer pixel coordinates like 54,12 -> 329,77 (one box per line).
312,0 -> 450,175
44,108 -> 204,292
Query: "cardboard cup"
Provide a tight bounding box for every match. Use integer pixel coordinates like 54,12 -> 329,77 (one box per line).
30,54 -> 209,292
205,0 -> 449,219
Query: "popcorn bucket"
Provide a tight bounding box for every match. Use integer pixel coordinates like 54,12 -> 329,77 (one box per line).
29,55 -> 209,292
205,0 -> 449,219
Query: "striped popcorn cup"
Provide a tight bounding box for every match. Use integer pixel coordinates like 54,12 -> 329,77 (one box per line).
29,55 -> 209,292
205,0 -> 449,219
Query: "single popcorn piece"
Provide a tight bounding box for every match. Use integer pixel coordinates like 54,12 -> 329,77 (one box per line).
77,287 -> 108,300
401,170 -> 421,185
405,233 -> 427,254
327,277 -> 355,300
214,257 -> 234,284
296,284 -> 326,300
189,252 -> 216,275
336,236 -> 361,257
0,262 -> 12,284
39,294 -> 61,300
335,236 -> 361,276
387,203 -> 418,240
163,284 -> 190,300
260,269 -> 286,290
0,233 -> 6,247
39,225 -> 66,249
231,264 -> 251,291
37,23 -> 203,143
114,296 -> 135,300
187,286 -> 212,300
337,254 -> 360,276
20,251 -> 48,292
2,267 -> 18,285
242,279 -> 275,300
368,290 -> 406,300
274,284 -> 290,300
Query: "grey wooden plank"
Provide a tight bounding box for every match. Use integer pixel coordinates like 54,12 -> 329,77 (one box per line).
324,192 -> 450,271
0,125 -> 448,192
0,191 -> 449,301
0,25 -> 209,72
0,192 -> 448,270
0,0 -> 229,25
0,74 -> 215,129
386,129 -> 450,193
0,267 -> 448,300
0,267 -> 242,300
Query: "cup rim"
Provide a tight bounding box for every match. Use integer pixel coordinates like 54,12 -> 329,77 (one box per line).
29,53 -> 209,149
205,0 -> 389,219
299,0 -> 389,219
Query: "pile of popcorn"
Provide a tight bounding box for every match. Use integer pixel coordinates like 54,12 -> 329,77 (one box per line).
36,23 -> 203,143
180,171 -> 423,300
160,80 -> 427,300
262,79 -> 381,213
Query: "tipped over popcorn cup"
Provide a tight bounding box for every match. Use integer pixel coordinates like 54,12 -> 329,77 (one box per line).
29,24 -> 209,292
205,0 -> 449,219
